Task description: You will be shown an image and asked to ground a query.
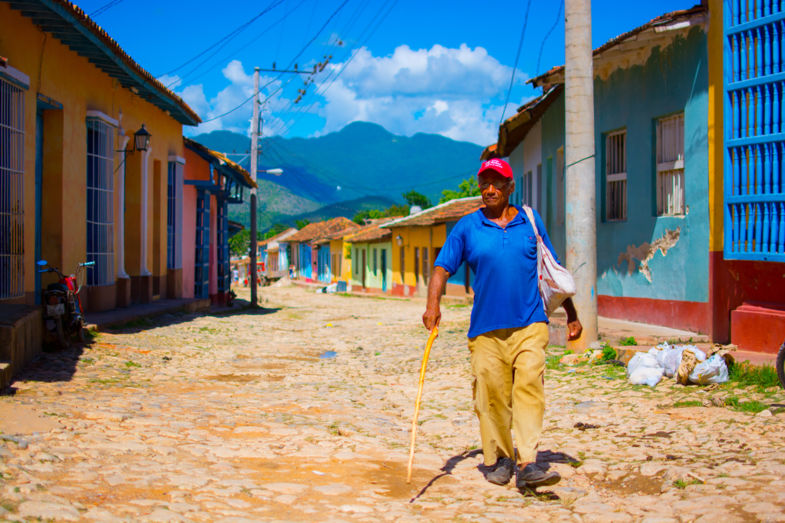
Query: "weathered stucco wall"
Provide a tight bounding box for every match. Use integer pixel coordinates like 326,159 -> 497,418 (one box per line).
593,26 -> 709,303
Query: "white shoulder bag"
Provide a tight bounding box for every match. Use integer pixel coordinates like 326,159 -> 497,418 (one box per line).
522,205 -> 576,316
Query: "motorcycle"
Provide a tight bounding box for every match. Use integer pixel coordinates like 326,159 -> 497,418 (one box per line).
37,259 -> 94,349
778,341 -> 785,389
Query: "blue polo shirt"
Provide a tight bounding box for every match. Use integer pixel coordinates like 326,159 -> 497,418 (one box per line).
434,205 -> 560,338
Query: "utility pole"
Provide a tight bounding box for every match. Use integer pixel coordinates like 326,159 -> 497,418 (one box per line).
565,0 -> 597,349
249,67 -> 261,307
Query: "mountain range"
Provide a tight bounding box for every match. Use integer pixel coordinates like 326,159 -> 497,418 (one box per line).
189,121 -> 484,231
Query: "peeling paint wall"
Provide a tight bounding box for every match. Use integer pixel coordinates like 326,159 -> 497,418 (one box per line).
617,227 -> 681,282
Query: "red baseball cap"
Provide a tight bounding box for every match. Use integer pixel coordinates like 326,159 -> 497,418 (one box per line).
477,158 -> 513,179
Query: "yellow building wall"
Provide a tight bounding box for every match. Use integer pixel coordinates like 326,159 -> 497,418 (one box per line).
0,4 -> 187,304
329,239 -> 352,282
388,224 -> 446,289
707,0 -> 724,252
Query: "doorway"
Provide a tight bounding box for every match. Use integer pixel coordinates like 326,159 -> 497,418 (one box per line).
380,248 -> 387,292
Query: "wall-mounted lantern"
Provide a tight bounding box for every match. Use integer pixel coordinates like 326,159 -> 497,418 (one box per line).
396,234 -> 403,246
133,124 -> 151,152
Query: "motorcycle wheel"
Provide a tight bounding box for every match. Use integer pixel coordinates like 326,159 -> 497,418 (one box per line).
55,318 -> 70,350
777,341 -> 785,390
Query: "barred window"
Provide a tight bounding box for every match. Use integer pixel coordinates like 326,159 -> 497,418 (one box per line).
0,77 -> 25,299
86,115 -> 115,285
656,113 -> 685,216
167,162 -> 177,269
605,130 -> 627,221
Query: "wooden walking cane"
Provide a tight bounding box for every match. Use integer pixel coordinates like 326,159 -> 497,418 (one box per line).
407,326 -> 439,483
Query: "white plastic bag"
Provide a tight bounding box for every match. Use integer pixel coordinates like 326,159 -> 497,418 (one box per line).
522,206 -> 575,316
627,352 -> 660,376
629,366 -> 665,386
689,354 -> 729,385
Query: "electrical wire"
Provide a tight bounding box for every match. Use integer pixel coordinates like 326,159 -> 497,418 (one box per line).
535,0 -> 564,77
160,0 -> 286,77
268,0 -> 398,137
499,0 -> 533,124
199,0 -> 351,126
89,0 -> 124,17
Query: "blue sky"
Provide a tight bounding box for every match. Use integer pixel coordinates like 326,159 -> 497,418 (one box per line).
79,0 -> 692,145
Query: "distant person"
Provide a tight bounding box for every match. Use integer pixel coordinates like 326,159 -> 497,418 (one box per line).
422,158 -> 582,491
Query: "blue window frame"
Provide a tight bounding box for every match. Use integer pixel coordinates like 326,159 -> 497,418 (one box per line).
724,2 -> 785,261
195,190 -> 210,298
86,116 -> 115,285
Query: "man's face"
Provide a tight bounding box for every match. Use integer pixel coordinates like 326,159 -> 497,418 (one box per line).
478,170 -> 514,208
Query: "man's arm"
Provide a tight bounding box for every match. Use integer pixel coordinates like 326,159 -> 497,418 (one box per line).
561,297 -> 583,341
422,266 -> 450,330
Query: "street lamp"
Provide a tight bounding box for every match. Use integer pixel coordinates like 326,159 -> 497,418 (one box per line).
133,124 -> 151,152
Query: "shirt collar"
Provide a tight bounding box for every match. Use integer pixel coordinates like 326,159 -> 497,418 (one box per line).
476,205 -> 526,228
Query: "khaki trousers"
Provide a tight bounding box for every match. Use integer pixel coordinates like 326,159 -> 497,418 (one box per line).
468,322 -> 548,466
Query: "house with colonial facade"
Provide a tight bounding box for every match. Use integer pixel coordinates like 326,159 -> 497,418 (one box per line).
0,0 -> 201,386
345,218 -> 400,293
182,138 -> 256,305
382,197 -> 483,297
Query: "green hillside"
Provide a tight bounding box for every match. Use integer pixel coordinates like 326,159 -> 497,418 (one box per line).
193,121 -> 484,232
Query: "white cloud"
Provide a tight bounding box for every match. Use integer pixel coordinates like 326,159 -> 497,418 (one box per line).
163,45 -> 530,145
317,44 -> 528,144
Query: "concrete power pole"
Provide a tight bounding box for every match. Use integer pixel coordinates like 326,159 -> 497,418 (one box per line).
565,0 -> 598,349
249,67 -> 261,307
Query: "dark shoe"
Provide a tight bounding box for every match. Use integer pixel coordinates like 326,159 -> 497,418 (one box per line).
483,457 -> 514,485
516,463 -> 561,490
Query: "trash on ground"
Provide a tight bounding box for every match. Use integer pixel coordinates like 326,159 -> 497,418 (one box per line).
624,342 -> 730,387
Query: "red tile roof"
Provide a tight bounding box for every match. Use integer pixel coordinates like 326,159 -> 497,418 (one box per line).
7,0 -> 200,125
382,197 -> 483,228
345,217 -> 402,243
286,216 -> 360,243
259,227 -> 298,248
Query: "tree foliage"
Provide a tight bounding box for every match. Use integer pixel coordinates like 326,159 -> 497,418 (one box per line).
352,204 -> 410,224
295,219 -> 311,229
263,223 -> 289,240
439,177 -> 481,204
229,229 -> 262,257
402,190 -> 431,209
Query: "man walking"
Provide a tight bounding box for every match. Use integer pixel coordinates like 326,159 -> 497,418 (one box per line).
422,158 -> 582,490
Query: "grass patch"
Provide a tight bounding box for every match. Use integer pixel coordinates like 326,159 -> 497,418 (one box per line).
601,345 -> 617,361
124,360 -> 141,368
546,355 -> 563,370
619,336 -> 638,346
115,317 -> 154,330
673,479 -> 702,489
80,357 -> 95,365
724,396 -> 768,413
672,400 -> 703,408
728,361 -> 779,390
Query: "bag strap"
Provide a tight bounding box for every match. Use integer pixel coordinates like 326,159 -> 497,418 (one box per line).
522,205 -> 541,239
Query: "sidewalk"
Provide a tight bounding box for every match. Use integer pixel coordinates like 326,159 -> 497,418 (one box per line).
85,298 -> 210,330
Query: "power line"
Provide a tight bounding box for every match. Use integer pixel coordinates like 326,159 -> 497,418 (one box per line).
269,0 -> 398,137
198,0 -> 350,126
535,0 -> 564,76
89,0 -> 124,17
160,0 -> 286,78
499,0 -> 533,124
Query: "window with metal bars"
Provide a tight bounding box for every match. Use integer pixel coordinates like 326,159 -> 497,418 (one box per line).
86,116 -> 115,286
167,162 -> 176,269
656,113 -> 685,216
0,76 -> 25,299
605,130 -> 627,221
724,0 -> 785,261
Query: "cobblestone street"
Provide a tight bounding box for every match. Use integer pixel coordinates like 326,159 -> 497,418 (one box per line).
1,283 -> 784,522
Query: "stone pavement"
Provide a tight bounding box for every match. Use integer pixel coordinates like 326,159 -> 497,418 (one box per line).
1,282 -> 784,522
